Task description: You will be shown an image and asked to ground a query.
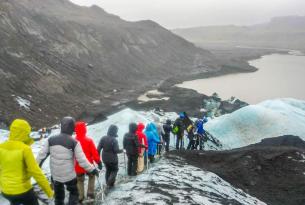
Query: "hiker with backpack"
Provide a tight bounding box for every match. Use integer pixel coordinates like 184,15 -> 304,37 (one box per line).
145,123 -> 160,163
186,124 -> 197,150
0,119 -> 54,205
136,123 -> 148,173
195,116 -> 208,150
173,113 -> 186,150
37,117 -> 99,205
98,125 -> 122,188
123,123 -> 140,176
162,119 -> 172,152
74,121 -> 103,204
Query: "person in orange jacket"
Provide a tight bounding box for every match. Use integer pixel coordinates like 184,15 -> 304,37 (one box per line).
74,121 -> 102,203
0,119 -> 54,205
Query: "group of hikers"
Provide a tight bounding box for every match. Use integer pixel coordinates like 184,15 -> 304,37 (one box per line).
0,111 -> 208,205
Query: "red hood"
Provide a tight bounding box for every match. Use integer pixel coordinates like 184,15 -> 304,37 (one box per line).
75,121 -> 87,140
137,123 -> 145,132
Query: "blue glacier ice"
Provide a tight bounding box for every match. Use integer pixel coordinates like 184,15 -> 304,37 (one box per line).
206,98 -> 305,149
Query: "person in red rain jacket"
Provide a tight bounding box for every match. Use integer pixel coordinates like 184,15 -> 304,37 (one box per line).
136,123 -> 148,153
74,121 -> 103,203
136,123 -> 148,173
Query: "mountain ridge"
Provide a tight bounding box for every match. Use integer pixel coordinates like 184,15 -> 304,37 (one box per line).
0,0 -> 216,128
173,15 -> 305,51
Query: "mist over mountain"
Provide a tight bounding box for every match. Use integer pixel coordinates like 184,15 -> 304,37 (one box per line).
0,0 -> 216,128
173,16 -> 305,51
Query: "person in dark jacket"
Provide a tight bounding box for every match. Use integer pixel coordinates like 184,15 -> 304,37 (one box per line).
162,119 -> 172,152
174,113 -> 185,150
37,117 -> 98,205
97,125 -> 122,188
123,123 -> 139,176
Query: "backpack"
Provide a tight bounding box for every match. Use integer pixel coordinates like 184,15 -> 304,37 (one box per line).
172,125 -> 179,134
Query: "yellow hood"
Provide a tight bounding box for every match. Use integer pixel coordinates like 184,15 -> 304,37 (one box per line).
8,119 -> 33,145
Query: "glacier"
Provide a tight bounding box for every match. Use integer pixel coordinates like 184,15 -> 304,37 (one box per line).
1,99 -> 305,204
206,98 -> 305,149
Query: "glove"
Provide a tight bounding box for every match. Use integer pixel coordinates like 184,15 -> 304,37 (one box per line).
97,162 -> 103,170
90,168 -> 99,176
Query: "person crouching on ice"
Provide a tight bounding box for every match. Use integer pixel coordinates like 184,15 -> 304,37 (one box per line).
123,123 -> 139,176
74,121 -> 103,203
0,119 -> 54,205
98,125 -> 122,188
37,117 -> 99,205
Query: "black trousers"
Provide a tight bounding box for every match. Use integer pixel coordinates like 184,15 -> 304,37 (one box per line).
175,134 -> 184,150
2,189 -> 39,205
53,178 -> 78,205
163,135 -> 170,152
127,155 -> 138,176
105,162 -> 119,187
195,133 -> 206,150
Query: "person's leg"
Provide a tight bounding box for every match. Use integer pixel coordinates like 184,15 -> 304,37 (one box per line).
175,135 -> 180,149
105,163 -> 111,184
77,174 -> 85,202
131,155 -> 138,176
127,155 -> 132,176
66,178 -> 79,205
53,180 -> 65,205
166,137 -> 170,152
87,174 -> 95,199
108,163 -> 119,187
2,189 -> 39,205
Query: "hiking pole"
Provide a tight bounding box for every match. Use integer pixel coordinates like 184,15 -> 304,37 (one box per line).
95,169 -> 105,202
123,150 -> 127,175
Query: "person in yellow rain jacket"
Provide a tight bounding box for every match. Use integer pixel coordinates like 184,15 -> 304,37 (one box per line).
0,119 -> 54,205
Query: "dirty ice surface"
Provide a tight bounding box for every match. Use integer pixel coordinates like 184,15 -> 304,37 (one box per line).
103,157 -> 265,205
206,98 -> 305,149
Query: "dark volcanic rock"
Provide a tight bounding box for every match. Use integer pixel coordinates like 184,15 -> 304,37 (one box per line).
168,136 -> 305,205
0,0 -> 217,128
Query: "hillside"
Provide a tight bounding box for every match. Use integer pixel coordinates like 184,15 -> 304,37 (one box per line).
173,16 -> 305,51
0,0 -> 216,128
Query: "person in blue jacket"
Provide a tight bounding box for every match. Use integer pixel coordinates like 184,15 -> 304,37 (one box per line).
195,116 -> 208,150
145,123 -> 160,163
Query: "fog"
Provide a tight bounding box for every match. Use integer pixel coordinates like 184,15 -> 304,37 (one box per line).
70,0 -> 305,28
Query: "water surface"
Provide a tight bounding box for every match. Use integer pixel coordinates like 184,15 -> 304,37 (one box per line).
176,53 -> 305,104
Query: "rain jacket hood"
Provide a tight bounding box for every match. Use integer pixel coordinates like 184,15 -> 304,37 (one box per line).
129,123 -> 138,134
61,116 -> 75,135
75,121 -> 87,140
108,125 -> 118,138
9,119 -> 33,145
137,123 -> 145,132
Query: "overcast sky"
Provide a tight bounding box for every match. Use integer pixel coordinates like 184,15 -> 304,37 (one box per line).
70,0 -> 305,29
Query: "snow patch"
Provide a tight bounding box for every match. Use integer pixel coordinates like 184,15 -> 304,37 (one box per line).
15,96 -> 31,111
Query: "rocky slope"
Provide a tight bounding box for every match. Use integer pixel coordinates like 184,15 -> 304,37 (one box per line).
0,0 -> 216,128
170,135 -> 305,205
173,16 -> 305,51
